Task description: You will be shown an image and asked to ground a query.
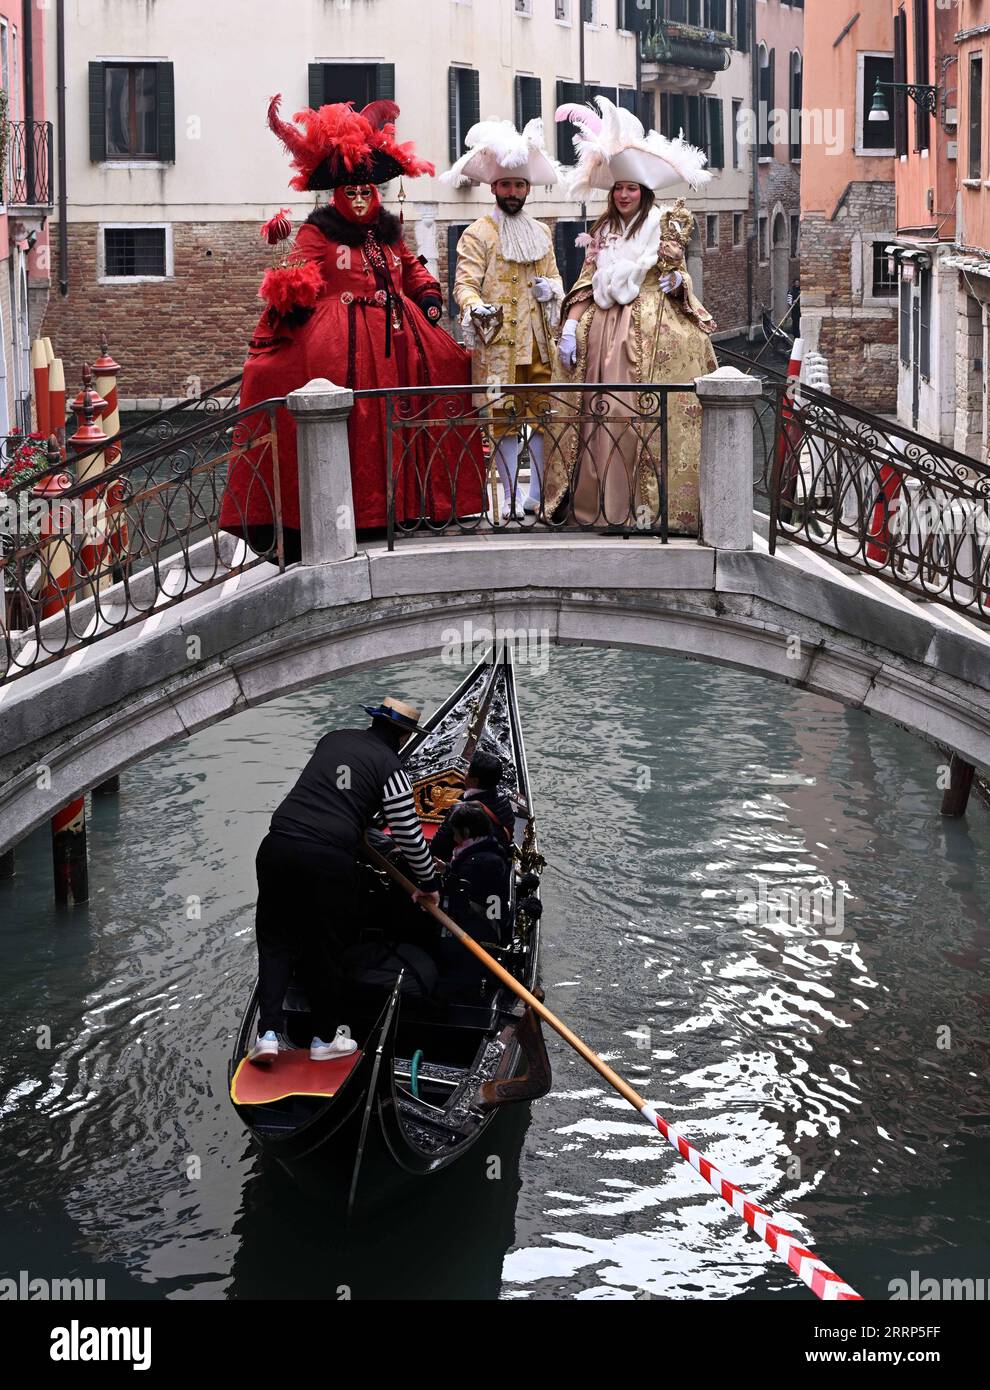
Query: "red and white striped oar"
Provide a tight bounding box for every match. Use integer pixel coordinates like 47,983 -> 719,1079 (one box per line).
364,841 -> 862,1301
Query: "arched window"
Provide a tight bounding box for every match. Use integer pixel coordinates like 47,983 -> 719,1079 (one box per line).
789,51 -> 803,162
758,44 -> 775,159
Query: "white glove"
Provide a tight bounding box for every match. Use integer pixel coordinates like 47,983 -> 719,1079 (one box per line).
471,302 -> 498,319
660,271 -> 684,295
559,321 -> 578,371
532,277 -> 555,304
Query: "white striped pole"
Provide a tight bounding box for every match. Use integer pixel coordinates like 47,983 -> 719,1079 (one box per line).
365,841 -> 862,1301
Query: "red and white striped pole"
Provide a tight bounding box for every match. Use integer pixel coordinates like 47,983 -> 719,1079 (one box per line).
70,367 -> 110,607
49,357 -> 67,458
34,437 -> 89,905
775,337 -> 805,515
92,333 -> 129,578
31,339 -> 50,439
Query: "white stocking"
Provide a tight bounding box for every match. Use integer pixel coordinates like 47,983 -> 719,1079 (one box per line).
494,436 -> 522,511
525,431 -> 545,503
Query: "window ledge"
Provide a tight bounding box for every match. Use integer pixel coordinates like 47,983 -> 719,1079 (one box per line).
962,179 -> 982,188
98,160 -> 168,171
97,274 -> 173,285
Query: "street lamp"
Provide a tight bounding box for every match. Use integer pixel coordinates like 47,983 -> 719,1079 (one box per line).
868,77 -> 939,122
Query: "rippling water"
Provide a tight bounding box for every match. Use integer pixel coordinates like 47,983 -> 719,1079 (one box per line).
1,648 -> 989,1301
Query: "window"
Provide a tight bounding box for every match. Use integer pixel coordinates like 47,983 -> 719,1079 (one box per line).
515,0 -> 533,14
706,214 -> 718,250
666,0 -> 726,23
617,0 -> 651,29
309,62 -> 394,110
900,279 -> 912,366
555,0 -> 570,18
919,266 -> 932,379
515,75 -> 542,130
734,0 -> 749,53
101,225 -> 169,280
789,52 -> 802,161
790,215 -> 800,258
661,93 -> 722,169
555,221 -> 588,293
89,62 -> 175,162
732,98 -> 742,169
556,80 -> 584,165
706,97 -> 724,170
449,67 -> 481,163
758,46 -> 775,159
759,214 -> 768,262
913,0 -> 930,152
582,0 -> 596,22
859,54 -> 895,153
872,242 -> 898,297
733,212 -> 744,247
968,53 -> 983,181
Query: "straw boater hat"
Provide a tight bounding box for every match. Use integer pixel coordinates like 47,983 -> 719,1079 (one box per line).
555,95 -> 712,200
441,117 -> 560,189
362,696 -> 422,733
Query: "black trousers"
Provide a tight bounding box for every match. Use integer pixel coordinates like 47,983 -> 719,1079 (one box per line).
255,832 -> 358,1037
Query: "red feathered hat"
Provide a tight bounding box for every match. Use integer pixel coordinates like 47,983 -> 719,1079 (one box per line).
267,95 -> 435,191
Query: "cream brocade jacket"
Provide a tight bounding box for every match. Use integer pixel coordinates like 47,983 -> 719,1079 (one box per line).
453,215 -> 562,385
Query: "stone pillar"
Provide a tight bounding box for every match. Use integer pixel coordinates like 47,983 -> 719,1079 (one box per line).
695,366 -> 762,551
941,754 -> 975,819
287,379 -> 356,566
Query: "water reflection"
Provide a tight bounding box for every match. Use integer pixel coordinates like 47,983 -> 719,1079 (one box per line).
1,648 -> 988,1300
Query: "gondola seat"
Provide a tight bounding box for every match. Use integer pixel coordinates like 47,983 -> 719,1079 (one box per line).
340,941 -> 439,1000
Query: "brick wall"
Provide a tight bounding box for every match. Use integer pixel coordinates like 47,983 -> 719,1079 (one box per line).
700,210 -> 750,335
800,181 -> 897,410
41,223 -> 272,399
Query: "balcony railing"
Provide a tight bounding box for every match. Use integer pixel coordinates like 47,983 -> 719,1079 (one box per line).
6,120 -> 54,209
641,20 -> 733,74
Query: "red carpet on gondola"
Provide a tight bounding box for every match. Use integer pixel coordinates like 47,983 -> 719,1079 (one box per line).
230,1050 -> 363,1105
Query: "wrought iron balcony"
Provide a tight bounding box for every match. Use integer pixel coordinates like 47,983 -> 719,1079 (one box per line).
641,19 -> 733,80
5,120 -> 54,209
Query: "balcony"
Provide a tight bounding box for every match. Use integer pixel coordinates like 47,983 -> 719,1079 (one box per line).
5,121 -> 55,210
640,20 -> 733,95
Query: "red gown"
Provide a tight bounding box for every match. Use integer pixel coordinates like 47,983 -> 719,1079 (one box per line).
220,210 -> 484,547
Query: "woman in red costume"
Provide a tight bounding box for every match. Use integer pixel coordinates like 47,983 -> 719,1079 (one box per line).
220,97 -> 483,558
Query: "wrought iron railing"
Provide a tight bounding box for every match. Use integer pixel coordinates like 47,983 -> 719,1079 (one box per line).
379,381 -> 700,550
6,120 -> 54,207
1,398 -> 284,684
768,380 -> 990,624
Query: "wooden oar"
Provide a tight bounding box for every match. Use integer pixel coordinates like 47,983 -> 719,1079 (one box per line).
364,838 -> 861,1302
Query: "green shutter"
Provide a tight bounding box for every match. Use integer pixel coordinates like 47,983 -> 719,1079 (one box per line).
157,62 -> 175,162
516,76 -> 542,129
556,79 -> 584,165
514,76 -> 524,131
618,88 -> 637,115
309,63 -> 325,109
375,64 -> 396,102
89,62 -> 107,161
448,68 -> 459,162
466,70 -> 480,137
708,97 -> 724,169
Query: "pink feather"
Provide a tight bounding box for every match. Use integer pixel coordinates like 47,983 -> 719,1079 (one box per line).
555,103 -> 603,134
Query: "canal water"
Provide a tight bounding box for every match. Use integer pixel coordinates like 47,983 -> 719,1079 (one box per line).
1,647 -> 988,1301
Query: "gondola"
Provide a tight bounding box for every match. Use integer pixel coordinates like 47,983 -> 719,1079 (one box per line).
228,647 -> 551,1201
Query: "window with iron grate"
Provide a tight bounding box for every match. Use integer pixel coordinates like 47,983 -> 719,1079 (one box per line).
104,227 -> 167,278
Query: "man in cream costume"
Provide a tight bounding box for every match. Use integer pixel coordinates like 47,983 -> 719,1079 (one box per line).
442,119 -> 563,519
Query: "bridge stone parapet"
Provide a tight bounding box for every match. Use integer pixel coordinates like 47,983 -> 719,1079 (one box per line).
1,532 -> 989,857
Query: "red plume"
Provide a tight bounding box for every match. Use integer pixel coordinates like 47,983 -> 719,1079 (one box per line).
361,100 -> 400,132
267,94 -> 310,164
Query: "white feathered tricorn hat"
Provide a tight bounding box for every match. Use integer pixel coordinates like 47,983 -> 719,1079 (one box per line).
441,117 -> 560,188
555,95 -> 713,200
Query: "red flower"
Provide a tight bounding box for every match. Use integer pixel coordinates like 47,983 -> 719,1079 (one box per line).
259,259 -> 323,316
260,208 -> 293,245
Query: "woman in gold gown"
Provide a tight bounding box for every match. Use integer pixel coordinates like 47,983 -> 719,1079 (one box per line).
550,99 -> 718,533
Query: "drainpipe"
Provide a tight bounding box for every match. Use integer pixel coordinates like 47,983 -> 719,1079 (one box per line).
23,0 -> 35,204
57,0 -> 68,297
748,2 -> 760,338
579,3 -> 587,232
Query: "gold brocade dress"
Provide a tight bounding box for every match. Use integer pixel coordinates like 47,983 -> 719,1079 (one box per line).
545,224 -> 718,533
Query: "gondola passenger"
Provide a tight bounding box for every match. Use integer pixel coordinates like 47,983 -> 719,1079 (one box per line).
417,803 -> 512,994
250,697 -> 441,1065
430,751 -> 514,865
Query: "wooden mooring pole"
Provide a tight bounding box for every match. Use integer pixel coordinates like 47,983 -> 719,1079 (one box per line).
941,754 -> 976,819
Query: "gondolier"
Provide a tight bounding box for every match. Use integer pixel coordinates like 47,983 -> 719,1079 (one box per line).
250,696 -> 440,1065
442,117 -> 563,519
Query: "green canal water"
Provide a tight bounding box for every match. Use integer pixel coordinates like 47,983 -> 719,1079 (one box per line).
1,647 -> 989,1300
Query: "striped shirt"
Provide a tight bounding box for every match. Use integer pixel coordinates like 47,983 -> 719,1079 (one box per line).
382,770 -> 436,884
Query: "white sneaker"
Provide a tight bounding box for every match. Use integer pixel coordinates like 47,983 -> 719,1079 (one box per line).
248,1030 -> 280,1066
310,1026 -> 358,1062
